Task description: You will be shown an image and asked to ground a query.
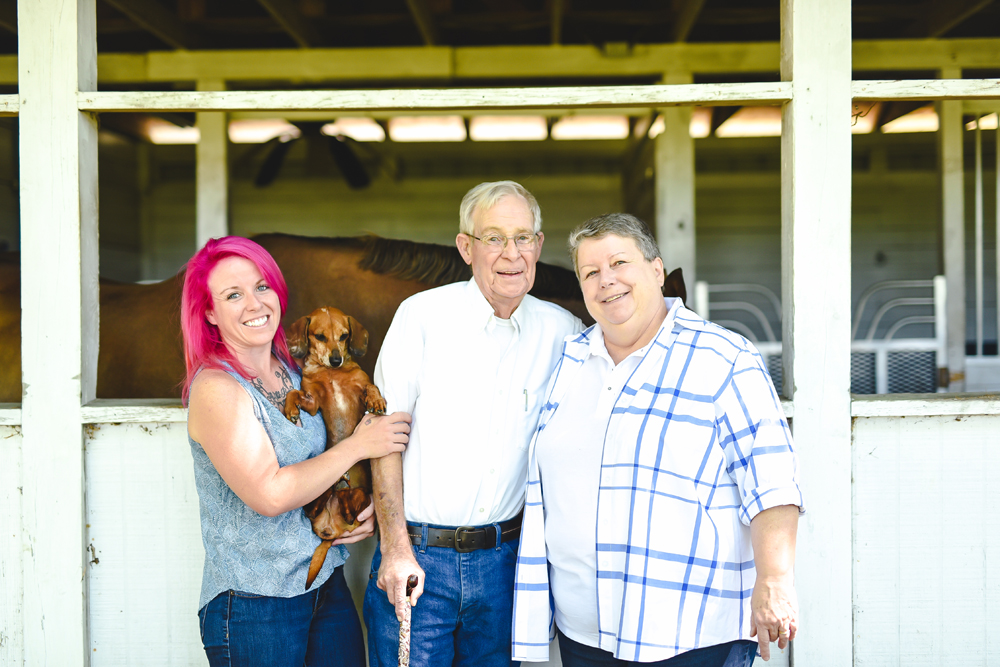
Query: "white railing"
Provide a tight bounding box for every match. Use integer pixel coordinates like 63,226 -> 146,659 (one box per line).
694,277 -> 947,394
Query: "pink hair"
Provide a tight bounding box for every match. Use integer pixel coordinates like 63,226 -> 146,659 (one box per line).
180,236 -> 296,404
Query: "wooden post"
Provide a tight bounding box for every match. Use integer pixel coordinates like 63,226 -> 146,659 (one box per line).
18,0 -> 98,664
196,78 -> 228,248
938,69 -> 966,390
779,0 -> 852,664
654,73 -> 696,284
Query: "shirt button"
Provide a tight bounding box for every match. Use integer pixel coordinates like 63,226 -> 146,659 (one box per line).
607,387 -> 612,391
490,468 -> 495,474
499,389 -> 503,394
479,508 -> 485,513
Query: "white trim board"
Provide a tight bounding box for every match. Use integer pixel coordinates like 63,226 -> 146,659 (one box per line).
852,393 -> 1000,417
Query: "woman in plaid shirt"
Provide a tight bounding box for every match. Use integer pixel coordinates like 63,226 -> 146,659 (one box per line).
512,213 -> 803,666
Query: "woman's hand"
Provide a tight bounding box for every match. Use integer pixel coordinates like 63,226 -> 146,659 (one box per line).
350,411 -> 411,460
332,503 -> 376,545
750,574 -> 798,660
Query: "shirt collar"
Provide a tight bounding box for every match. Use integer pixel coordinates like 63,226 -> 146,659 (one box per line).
464,277 -> 526,335
585,296 -> 683,363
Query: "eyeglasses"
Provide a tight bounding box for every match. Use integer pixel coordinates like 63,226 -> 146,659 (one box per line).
466,232 -> 539,251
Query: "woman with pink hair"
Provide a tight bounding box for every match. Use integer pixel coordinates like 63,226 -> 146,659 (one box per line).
181,236 -> 411,667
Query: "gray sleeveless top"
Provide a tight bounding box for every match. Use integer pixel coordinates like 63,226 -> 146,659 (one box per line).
189,360 -> 348,610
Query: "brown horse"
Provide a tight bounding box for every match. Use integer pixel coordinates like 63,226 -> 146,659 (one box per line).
0,234 -> 685,401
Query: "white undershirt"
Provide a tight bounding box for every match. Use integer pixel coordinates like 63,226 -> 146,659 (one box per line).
536,310 -> 676,647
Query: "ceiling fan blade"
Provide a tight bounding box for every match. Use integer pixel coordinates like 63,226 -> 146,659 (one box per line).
327,135 -> 371,189
254,138 -> 296,188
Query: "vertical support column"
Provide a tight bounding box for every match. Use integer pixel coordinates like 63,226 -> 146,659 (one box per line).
779,0 -> 852,664
18,0 -> 98,664
655,73 -> 696,285
196,79 -> 228,248
938,71 -> 965,390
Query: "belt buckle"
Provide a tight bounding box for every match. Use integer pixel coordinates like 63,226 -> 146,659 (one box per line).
453,526 -> 478,552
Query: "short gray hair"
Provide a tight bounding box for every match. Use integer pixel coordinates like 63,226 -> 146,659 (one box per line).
459,181 -> 542,235
567,213 -> 661,272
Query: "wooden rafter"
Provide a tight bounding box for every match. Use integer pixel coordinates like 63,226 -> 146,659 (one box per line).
669,0 -> 707,42
0,1 -> 14,35
102,0 -> 200,50
549,0 -> 563,45
905,0 -> 995,38
405,0 -> 439,46
256,0 -> 322,49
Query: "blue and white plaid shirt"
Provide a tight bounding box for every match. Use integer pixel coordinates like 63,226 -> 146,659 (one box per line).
512,299 -> 803,662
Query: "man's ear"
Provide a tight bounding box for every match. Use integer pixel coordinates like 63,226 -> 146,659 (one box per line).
456,233 -> 474,266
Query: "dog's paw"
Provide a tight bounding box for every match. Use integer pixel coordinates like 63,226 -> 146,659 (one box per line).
367,395 -> 387,415
285,407 -> 301,425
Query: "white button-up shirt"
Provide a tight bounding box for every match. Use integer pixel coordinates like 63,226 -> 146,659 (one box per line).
374,278 -> 583,527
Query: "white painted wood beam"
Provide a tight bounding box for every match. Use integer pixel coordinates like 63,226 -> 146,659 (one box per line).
854,78 -> 1000,100
196,79 -> 228,249
779,0 -> 852,664
256,0 -> 321,49
852,393 -> 1000,417
669,0 -> 707,42
404,0 -> 438,46
79,81 -> 793,113
655,73 -> 696,287
102,0 -> 201,50
938,68 -> 967,391
905,0 -> 995,39
18,0 -> 98,663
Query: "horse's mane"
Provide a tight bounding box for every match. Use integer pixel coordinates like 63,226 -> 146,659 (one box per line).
358,235 -> 583,301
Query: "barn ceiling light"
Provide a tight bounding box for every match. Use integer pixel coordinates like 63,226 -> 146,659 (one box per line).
321,118 -> 386,142
389,116 -> 467,142
715,107 -> 782,138
470,116 -> 548,141
645,108 -> 712,139
551,115 -> 629,140
881,105 -> 938,133
147,118 -> 200,144
966,113 -> 999,130
228,119 -> 300,144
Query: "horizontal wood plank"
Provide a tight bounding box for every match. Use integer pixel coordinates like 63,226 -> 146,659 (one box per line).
854,78 -> 1000,101
81,399 -> 187,424
852,393 -> 1000,417
79,83 -> 793,113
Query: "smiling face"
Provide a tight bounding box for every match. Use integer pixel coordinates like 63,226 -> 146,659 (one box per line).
456,194 -> 544,319
205,256 -> 281,355
576,234 -> 667,356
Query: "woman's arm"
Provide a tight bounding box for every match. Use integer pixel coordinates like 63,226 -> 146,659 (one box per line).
188,369 -> 410,517
749,504 -> 799,661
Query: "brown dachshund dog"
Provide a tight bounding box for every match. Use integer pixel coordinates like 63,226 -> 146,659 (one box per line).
284,307 -> 387,589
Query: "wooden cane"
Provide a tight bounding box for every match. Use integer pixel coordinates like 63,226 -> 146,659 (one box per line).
398,575 -> 419,667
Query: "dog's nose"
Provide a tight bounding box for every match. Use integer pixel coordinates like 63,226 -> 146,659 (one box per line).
329,354 -> 343,367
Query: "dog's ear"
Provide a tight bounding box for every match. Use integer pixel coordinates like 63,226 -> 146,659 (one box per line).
662,268 -> 687,304
347,316 -> 369,359
287,316 -> 311,358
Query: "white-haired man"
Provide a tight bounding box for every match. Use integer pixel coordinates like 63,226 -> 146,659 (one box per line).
364,181 -> 583,667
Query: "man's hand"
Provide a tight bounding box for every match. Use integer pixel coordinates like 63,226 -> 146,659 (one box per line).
750,574 -> 798,661
377,546 -> 426,622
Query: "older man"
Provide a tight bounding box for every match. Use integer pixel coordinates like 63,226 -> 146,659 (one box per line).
363,181 -> 583,667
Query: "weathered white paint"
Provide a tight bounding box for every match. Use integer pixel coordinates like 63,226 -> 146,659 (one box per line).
779,0 -> 853,665
81,399 -> 187,424
0,425 -> 23,665
853,78 -> 1000,100
655,73 -> 696,286
196,79 -> 228,248
853,414 -> 1000,665
78,82 -> 795,114
938,70 -> 966,391
18,0 -> 98,665
976,119 -> 985,355
0,94 -> 17,114
851,393 -> 1000,417
0,405 -> 21,425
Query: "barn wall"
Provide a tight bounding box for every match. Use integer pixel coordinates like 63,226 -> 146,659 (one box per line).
0,425 -> 23,666
853,413 -> 1000,666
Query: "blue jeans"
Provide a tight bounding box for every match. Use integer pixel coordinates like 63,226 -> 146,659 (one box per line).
198,565 -> 364,667
558,631 -> 757,667
363,532 -> 520,667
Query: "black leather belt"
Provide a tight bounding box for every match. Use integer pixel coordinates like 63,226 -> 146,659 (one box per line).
407,512 -> 522,552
